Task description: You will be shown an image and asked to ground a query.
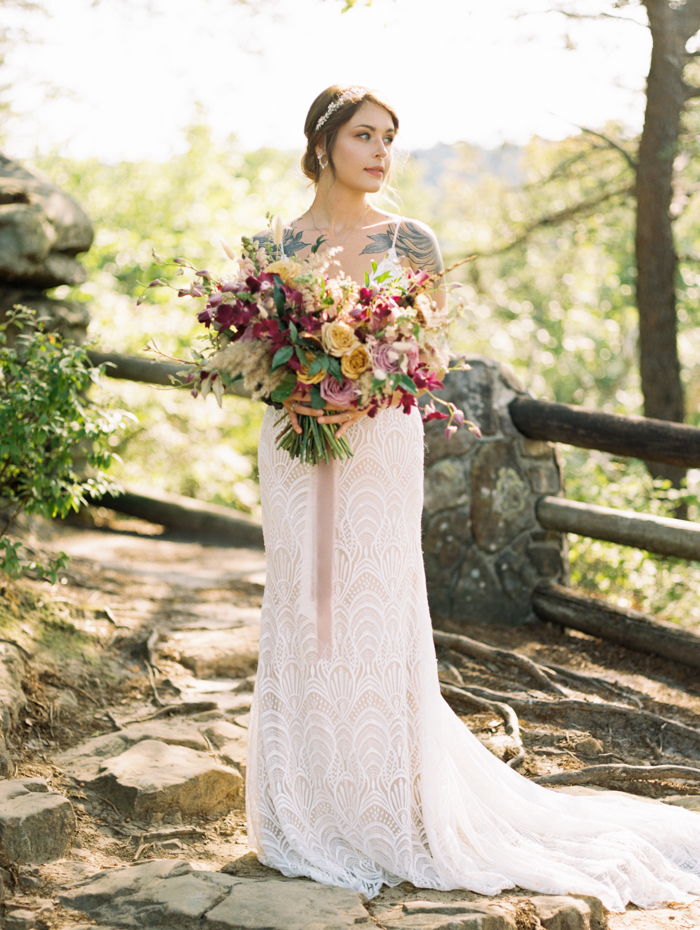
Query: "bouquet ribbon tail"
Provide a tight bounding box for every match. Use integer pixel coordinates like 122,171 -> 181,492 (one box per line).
315,458 -> 337,659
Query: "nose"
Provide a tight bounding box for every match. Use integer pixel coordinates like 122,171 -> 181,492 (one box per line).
375,138 -> 388,158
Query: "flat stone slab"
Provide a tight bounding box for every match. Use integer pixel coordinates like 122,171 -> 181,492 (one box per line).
58,858 -> 606,930
166,627 -> 260,679
86,739 -> 243,819
58,859 -> 370,930
0,778 -> 75,863
56,720 -> 212,779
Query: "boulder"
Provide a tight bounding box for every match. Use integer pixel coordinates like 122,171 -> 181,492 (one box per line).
0,154 -> 92,288
0,778 -> 75,863
86,739 -> 243,819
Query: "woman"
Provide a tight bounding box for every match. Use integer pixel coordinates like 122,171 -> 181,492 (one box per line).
246,84 -> 700,912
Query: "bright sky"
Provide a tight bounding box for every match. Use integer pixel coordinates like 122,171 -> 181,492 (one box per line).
4,0 -> 652,161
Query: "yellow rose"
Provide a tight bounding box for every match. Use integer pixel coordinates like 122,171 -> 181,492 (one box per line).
341,344 -> 371,380
321,320 -> 359,357
297,352 -> 326,385
266,259 -> 301,287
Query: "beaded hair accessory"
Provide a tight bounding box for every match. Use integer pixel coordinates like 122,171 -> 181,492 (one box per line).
314,86 -> 365,132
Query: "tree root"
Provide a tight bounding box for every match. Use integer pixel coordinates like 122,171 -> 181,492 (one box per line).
446,683 -> 700,758
535,763 -> 700,787
433,629 -> 568,696
541,662 -> 644,708
440,682 -> 525,769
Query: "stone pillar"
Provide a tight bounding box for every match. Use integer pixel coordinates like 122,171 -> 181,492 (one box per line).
422,357 -> 568,626
0,153 -> 93,341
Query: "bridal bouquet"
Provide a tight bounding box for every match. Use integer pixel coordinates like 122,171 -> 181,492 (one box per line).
147,224 -> 479,465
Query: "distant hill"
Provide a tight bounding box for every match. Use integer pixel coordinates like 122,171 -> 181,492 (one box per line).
410,141 -> 524,188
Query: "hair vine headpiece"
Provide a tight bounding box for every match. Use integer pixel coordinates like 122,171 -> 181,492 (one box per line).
314,86 -> 365,133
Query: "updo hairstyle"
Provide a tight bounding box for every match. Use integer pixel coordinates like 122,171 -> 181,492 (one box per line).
302,85 -> 399,184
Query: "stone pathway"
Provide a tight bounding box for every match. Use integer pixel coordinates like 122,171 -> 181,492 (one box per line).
1,522 -> 698,928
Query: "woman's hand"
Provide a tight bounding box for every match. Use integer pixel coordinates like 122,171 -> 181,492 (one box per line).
317,405 -> 369,440
283,395 -> 323,435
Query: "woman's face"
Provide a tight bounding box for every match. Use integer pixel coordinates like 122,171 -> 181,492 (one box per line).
323,101 -> 396,192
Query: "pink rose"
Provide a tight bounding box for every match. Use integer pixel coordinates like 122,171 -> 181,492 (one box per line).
319,374 -> 360,406
370,341 -> 402,373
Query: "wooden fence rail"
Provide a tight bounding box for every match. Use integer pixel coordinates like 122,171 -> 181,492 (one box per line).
537,496 -> 700,562
509,395 -> 700,468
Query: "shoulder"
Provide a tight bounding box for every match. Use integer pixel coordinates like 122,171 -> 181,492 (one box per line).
393,217 -> 443,274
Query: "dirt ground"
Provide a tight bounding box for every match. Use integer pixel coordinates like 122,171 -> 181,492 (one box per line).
3,513 -> 700,930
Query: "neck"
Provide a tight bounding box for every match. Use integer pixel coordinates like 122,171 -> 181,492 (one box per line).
308,181 -> 369,235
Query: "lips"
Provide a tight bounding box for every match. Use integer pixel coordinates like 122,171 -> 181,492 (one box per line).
365,168 -> 383,178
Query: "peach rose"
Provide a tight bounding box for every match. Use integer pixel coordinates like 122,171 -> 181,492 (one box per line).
321,320 -> 359,357
297,352 -> 326,385
266,259 -> 301,287
341,344 -> 371,380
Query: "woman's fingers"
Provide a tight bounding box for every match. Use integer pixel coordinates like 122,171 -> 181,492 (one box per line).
284,399 -> 323,433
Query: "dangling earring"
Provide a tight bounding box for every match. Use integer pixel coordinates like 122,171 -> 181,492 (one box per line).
318,153 -> 328,170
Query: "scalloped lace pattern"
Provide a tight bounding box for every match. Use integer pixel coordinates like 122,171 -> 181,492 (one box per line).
247,405 -> 700,912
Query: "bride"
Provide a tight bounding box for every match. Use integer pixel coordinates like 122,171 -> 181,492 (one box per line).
246,84 -> 700,912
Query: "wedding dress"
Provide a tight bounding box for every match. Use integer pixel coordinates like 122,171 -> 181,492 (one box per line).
246,239 -> 700,914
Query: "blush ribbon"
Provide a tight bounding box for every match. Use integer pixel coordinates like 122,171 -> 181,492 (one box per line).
314,458 -> 337,659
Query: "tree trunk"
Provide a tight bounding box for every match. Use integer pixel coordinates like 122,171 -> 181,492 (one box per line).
636,0 -> 700,483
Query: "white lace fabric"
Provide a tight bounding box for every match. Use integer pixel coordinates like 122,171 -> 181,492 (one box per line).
247,405 -> 700,912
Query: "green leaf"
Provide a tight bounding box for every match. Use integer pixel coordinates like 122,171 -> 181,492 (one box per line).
307,355 -> 324,377
270,372 -> 297,403
328,356 -> 343,383
273,280 -> 286,315
270,345 -> 294,372
309,385 -> 326,410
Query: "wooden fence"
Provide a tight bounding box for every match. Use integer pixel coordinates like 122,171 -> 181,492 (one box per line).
89,350 -> 700,667
509,395 -> 700,668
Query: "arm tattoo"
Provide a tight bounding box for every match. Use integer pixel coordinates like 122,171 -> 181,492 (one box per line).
252,229 -> 311,259
360,221 -> 444,274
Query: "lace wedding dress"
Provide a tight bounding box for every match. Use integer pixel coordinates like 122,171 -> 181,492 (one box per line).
247,404 -> 700,912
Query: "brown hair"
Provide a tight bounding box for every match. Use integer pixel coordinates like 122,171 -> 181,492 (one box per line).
301,85 -> 400,185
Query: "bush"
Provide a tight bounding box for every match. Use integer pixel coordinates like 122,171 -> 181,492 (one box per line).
0,307 -> 132,581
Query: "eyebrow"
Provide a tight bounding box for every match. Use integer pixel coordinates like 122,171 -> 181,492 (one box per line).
354,123 -> 395,133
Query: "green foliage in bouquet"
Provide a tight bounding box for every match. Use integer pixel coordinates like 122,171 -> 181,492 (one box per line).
0,307 -> 131,581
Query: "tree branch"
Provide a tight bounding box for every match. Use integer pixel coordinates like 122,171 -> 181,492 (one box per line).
514,8 -> 647,28
579,126 -> 639,171
477,184 -> 635,258
683,82 -> 700,100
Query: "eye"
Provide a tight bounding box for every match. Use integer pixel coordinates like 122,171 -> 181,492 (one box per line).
357,132 -> 370,140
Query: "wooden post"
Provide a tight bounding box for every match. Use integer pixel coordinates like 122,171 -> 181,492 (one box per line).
537,496 -> 700,562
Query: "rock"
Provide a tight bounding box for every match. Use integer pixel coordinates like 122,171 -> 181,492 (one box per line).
204,720 -> 248,775
0,641 -> 27,732
56,720 -> 211,780
472,442 -> 534,553
168,626 -> 260,679
0,727 -> 14,777
0,778 -> 75,863
576,737 -> 604,757
0,154 -> 93,288
663,794 -> 700,812
530,895 -> 605,930
59,859 -> 370,930
5,908 -> 37,930
87,739 -> 243,819
423,459 -> 470,515
205,877 -> 371,930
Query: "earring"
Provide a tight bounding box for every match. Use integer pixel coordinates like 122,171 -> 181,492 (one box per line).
318,153 -> 328,170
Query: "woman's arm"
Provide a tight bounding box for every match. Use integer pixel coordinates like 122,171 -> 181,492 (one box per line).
395,219 -> 446,311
